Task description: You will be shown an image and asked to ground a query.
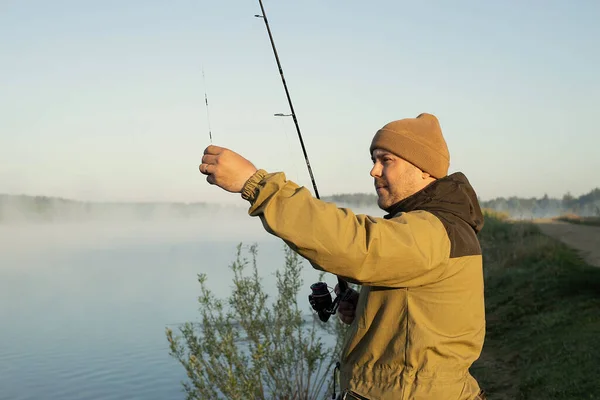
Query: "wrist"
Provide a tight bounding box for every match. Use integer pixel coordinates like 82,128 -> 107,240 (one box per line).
241,169 -> 268,202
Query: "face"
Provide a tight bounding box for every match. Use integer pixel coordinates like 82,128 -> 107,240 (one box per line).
370,148 -> 432,210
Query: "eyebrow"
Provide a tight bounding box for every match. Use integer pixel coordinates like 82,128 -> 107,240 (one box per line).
372,152 -> 393,162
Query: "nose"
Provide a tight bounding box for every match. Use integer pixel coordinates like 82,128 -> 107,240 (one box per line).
370,162 -> 382,178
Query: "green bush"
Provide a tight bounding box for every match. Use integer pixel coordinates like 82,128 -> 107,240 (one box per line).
166,243 -> 347,400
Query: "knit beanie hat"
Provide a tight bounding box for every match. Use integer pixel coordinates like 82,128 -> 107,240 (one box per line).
369,113 -> 450,178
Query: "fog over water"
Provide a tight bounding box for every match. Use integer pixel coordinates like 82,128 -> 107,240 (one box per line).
0,201 -> 382,400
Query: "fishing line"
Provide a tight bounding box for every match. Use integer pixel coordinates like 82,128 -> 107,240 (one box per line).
278,116 -> 300,184
201,65 -> 213,143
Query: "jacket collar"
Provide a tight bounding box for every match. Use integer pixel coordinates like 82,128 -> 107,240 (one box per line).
383,172 -> 484,233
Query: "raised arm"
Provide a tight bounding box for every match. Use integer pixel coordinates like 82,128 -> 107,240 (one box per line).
242,169 -> 452,288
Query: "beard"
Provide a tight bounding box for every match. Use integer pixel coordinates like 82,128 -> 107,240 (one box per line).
375,185 -> 395,210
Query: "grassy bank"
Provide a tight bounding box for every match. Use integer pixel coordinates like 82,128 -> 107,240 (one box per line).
471,211 -> 600,399
555,214 -> 600,227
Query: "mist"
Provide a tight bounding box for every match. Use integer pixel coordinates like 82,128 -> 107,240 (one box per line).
0,204 -> 260,255
0,197 -> 384,313
0,194 -> 386,255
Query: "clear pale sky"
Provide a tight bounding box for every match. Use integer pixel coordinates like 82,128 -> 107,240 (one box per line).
1,0 -> 598,205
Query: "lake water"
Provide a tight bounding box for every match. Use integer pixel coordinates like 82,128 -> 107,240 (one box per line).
0,206 -> 349,400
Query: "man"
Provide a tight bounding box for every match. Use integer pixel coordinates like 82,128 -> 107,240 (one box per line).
199,113 -> 486,399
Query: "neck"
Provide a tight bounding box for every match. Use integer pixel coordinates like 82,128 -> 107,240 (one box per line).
383,178 -> 438,216
417,177 -> 436,193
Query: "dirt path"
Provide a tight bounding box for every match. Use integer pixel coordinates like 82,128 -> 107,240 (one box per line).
534,219 -> 600,267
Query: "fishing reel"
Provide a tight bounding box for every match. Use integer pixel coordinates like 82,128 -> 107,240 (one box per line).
308,280 -> 350,322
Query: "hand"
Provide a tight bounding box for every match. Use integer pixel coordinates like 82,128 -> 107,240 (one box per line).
335,283 -> 359,325
199,145 -> 258,193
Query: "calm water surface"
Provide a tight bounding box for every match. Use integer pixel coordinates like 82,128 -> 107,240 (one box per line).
0,210 -> 340,400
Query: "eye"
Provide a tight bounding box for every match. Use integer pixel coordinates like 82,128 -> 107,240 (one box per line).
383,157 -> 393,163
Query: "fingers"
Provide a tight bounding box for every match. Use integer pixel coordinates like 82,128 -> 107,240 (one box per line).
338,312 -> 355,323
337,304 -> 355,324
338,301 -> 355,316
204,145 -> 225,155
201,154 -> 218,165
199,154 -> 218,176
347,289 -> 359,304
337,300 -> 355,324
199,163 -> 216,175
337,288 -> 358,325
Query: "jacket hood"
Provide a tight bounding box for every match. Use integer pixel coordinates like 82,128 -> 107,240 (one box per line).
383,172 -> 484,233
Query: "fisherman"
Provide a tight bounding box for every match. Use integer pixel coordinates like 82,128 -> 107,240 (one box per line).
199,113 -> 487,400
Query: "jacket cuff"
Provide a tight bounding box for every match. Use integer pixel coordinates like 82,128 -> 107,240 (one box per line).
241,169 -> 268,203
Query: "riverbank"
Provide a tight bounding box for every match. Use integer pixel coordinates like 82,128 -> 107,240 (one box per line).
471,211 -> 600,399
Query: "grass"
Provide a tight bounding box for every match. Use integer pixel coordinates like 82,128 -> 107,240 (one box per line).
554,213 -> 600,227
471,211 -> 600,400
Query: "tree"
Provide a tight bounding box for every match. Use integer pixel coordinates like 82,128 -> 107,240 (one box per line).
562,192 -> 575,210
537,193 -> 550,217
166,243 -> 348,400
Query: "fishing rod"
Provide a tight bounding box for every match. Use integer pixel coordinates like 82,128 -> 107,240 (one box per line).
253,0 -> 349,323
253,0 -> 319,199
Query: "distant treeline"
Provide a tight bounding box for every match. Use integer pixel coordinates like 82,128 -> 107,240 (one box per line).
0,194 -> 230,223
324,189 -> 600,219
3,187 -> 599,223
479,189 -> 600,219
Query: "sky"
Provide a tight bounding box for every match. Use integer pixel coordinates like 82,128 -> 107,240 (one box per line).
1,0 -> 599,205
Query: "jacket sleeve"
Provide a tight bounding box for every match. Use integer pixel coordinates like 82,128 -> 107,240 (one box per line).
241,169 -> 452,288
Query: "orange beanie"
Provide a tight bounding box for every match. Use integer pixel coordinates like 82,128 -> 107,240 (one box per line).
369,113 -> 450,178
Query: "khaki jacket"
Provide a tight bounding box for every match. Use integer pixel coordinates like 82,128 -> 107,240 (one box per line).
242,170 -> 486,400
